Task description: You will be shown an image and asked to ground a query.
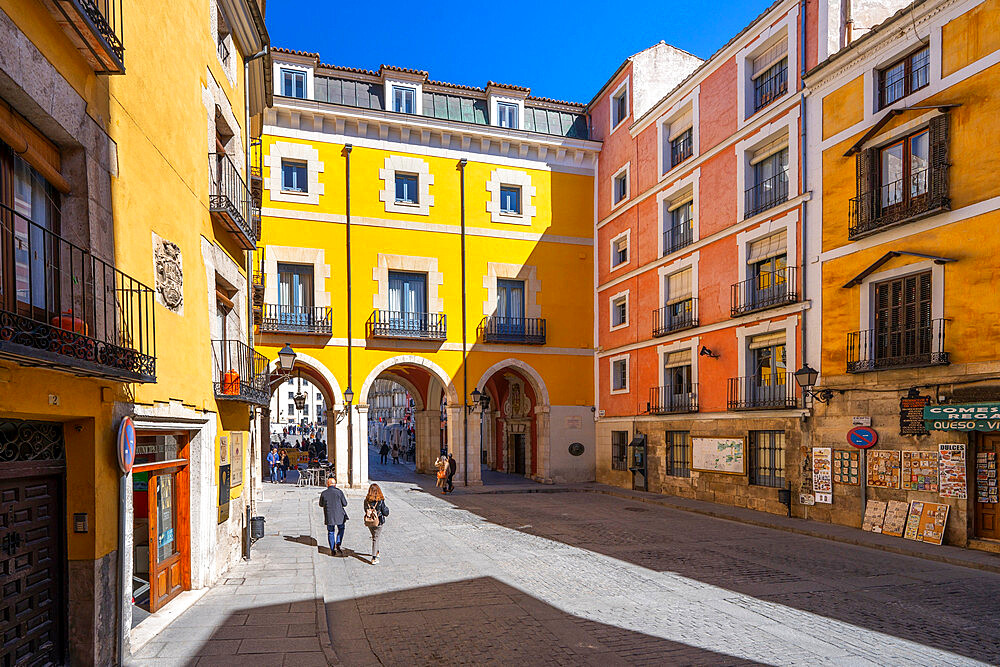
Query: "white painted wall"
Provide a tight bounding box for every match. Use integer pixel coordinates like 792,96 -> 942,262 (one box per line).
631,43 -> 704,122
548,406 -> 597,483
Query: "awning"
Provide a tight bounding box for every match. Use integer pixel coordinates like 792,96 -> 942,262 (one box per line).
842,251 -> 956,288
747,230 -> 787,263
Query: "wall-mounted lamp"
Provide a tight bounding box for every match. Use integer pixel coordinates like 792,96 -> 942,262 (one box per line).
699,346 -> 719,358
793,364 -> 834,404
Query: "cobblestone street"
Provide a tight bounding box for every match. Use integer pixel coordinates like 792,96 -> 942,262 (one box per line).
129,455 -> 1000,665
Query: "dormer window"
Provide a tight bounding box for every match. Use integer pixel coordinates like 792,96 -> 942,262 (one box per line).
497,102 -> 519,129
281,69 -> 306,99
393,86 -> 416,114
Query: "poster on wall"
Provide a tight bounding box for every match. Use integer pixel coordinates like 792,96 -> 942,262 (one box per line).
903,500 -> 949,545
812,447 -> 833,503
832,450 -> 860,485
862,500 -> 888,532
901,450 -> 939,492
219,435 -> 229,465
882,500 -> 910,538
692,437 -> 746,475
230,432 -> 244,487
867,450 -> 901,489
977,451 -> 998,503
938,444 -> 967,499
218,464 -> 231,524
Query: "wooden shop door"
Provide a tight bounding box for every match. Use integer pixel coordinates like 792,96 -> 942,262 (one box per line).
148,471 -> 184,611
975,435 -> 999,539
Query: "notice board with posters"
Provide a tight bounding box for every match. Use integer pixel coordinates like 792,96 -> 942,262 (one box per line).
882,500 -> 910,537
899,394 -> 931,436
938,443 -> 967,499
903,500 -> 949,545
692,437 -> 746,474
832,449 -> 860,485
977,451 -> 998,503
230,432 -> 244,487
867,450 -> 901,489
218,464 -> 231,523
812,447 -> 832,503
862,500 -> 888,532
901,450 -> 939,492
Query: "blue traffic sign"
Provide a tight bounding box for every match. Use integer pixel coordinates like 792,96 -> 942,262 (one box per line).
847,426 -> 878,449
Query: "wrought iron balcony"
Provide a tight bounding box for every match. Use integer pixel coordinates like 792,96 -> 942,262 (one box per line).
648,384 -> 698,414
367,310 -> 446,340
212,339 -> 269,405
209,152 -> 256,250
478,316 -> 546,345
670,130 -> 693,168
261,305 -> 333,335
652,300 -> 697,337
847,319 -> 949,373
753,59 -> 787,112
662,218 -> 694,256
44,0 -> 125,74
731,266 -> 797,317
250,138 -> 263,206
0,202 -> 155,382
727,373 -> 797,411
744,171 -> 789,219
848,166 -> 949,239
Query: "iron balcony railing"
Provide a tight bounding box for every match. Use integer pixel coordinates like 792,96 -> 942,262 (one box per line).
753,59 -> 788,112
847,318 -> 949,373
367,310 -> 447,340
731,266 -> 797,317
670,130 -> 693,168
209,152 -> 256,250
261,304 -> 333,335
649,384 -> 698,414
217,37 -> 230,67
652,300 -> 697,337
728,373 -> 797,410
45,0 -> 125,74
478,316 -> 546,345
662,218 -> 694,256
0,202 -> 155,382
249,138 -> 263,206
848,166 -> 949,239
745,171 -> 789,219
212,339 -> 269,405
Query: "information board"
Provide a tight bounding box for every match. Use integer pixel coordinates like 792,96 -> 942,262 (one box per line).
901,450 -> 939,492
882,500 -> 910,538
692,437 -> 746,475
832,449 -> 860,485
867,450 -> 901,489
977,451 -> 998,503
903,500 -> 949,545
938,444 -> 967,499
900,394 -> 931,436
230,432 -> 244,487
812,447 -> 832,503
862,500 -> 888,532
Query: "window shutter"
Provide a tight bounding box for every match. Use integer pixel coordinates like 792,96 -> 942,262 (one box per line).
664,349 -> 692,367
928,113 -> 950,208
747,230 -> 787,263
748,331 -> 786,350
856,147 -> 877,227
666,269 -> 692,304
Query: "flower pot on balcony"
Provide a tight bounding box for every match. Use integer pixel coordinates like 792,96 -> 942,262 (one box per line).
222,369 -> 241,395
52,312 -> 88,335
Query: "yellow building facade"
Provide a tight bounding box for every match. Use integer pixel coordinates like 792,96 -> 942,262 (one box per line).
256,50 -> 598,488
0,0 -> 270,661
803,0 -> 1000,549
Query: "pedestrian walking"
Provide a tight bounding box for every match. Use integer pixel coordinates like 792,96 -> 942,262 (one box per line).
363,483 -> 389,565
319,477 -> 348,556
435,455 -> 448,491
379,442 -> 390,465
391,442 -> 400,464
267,447 -> 279,483
280,449 -> 290,483
446,453 -> 457,493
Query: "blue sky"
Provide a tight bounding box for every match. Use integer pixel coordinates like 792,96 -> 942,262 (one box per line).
266,0 -> 773,103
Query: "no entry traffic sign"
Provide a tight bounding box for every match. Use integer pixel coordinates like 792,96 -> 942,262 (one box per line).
847,426 -> 878,449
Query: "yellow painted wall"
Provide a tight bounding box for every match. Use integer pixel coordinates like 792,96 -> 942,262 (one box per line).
822,75 -> 865,140
942,0 -> 1000,76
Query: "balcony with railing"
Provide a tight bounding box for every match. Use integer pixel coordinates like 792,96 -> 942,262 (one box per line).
848,166 -> 949,239
727,373 -> 797,410
648,384 -> 698,414
367,310 -> 446,340
209,152 -> 256,250
731,266 -> 797,317
744,171 -> 789,219
653,300 -> 697,337
662,218 -> 694,256
261,304 -> 333,336
753,58 -> 787,112
847,319 -> 949,373
670,130 -> 693,168
0,202 -> 155,382
249,138 -> 263,207
212,339 -> 269,405
251,247 -> 265,326
478,316 -> 546,345
44,0 -> 125,74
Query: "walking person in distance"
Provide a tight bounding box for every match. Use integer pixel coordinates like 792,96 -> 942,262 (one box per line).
435,454 -> 448,492
363,483 -> 389,564
319,477 -> 348,556
379,441 -> 390,465
446,453 -> 457,493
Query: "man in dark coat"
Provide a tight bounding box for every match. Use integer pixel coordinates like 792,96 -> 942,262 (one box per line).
319,477 -> 348,555
446,454 -> 457,493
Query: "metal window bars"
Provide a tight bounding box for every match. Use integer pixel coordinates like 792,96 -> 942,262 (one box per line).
478,316 -> 546,345
662,217 -> 694,256
212,339 -> 269,405
730,266 -> 797,317
670,130 -> 693,167
753,58 -> 788,112
261,305 -> 334,335
846,318 -> 949,373
366,310 -> 447,340
848,166 -> 948,238
727,373 -> 798,410
45,0 -> 125,74
744,170 -> 789,219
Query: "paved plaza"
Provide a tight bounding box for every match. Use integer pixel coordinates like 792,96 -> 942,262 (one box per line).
128,455 -> 1000,665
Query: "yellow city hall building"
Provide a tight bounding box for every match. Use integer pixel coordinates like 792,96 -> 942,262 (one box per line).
803,0 -> 1000,549
256,48 -> 599,487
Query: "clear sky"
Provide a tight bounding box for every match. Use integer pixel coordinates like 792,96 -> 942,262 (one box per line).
265,0 -> 774,103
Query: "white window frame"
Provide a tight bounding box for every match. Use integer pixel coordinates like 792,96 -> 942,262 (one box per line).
609,229 -> 630,270
657,337 -> 700,388
609,290 -> 629,331
656,91 -> 699,177
609,77 -> 630,132
610,353 -> 630,394
736,11 -> 797,128
734,107 -> 799,222
394,172 -> 420,204
280,158 -> 309,193
383,77 -> 424,115
736,316 -> 797,385
379,155 -> 434,215
657,250 -> 699,312
611,163 -> 630,209
656,169 -> 700,257
735,209 -> 798,289
391,85 -> 417,114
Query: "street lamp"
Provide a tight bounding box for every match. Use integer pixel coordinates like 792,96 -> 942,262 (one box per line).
278,343 -> 297,372
343,386 -> 354,487
793,363 -> 834,404
343,387 -> 354,406
293,371 -> 307,412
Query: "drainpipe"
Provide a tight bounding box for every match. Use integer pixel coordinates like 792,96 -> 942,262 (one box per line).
459,158 -> 468,486
844,0 -> 854,47
800,0 -> 810,520
345,144 -> 354,486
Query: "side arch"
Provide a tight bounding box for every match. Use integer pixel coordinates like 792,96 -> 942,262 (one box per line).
358,354 -> 459,406
475,358 -> 550,406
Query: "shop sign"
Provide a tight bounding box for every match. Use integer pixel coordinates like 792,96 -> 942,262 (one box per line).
847,426 -> 878,449
117,417 -> 136,474
923,403 -> 1000,431
899,394 -> 930,436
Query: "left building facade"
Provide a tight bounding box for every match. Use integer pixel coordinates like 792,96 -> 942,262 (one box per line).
0,0 -> 270,662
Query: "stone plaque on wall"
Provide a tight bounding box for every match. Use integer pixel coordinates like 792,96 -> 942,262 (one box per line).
231,432 -> 243,486
152,232 -> 183,314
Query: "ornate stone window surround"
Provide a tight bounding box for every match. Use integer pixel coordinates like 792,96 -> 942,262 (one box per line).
482,263 -> 541,317
263,246 -> 332,308
372,254 -> 444,312
264,141 -> 324,205
379,155 -> 434,216
486,168 -> 536,225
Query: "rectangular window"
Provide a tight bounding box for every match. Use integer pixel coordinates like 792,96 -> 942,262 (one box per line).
281,69 -> 306,98
499,185 -> 521,214
746,146 -> 788,218
395,173 -> 419,204
612,296 -> 627,327
611,431 -> 628,470
302,404 -> 309,415
752,40 -> 788,112
664,200 -> 693,255
611,88 -> 628,129
879,46 -> 930,109
393,86 -> 416,114
612,236 -> 628,267
670,128 -> 693,167
613,171 -> 628,204
749,430 -> 785,488
665,431 -> 691,478
874,271 -> 932,364
388,271 -> 427,316
288,391 -> 294,399
497,102 -> 519,129
281,159 -> 308,192
496,279 -> 525,320
879,129 -> 929,210
611,359 -> 628,391
288,403 -> 295,414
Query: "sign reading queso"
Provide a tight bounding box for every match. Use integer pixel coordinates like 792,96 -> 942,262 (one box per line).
924,403 -> 1000,431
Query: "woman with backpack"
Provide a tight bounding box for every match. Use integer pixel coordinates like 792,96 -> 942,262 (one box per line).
363,484 -> 389,564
